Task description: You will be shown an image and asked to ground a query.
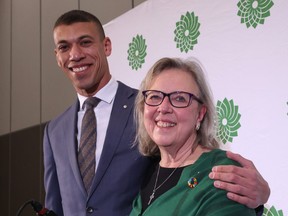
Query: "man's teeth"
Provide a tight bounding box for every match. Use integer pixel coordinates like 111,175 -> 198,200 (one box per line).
157,121 -> 176,127
72,66 -> 88,72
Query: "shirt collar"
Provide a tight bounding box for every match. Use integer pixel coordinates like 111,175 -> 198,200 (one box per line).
77,77 -> 118,110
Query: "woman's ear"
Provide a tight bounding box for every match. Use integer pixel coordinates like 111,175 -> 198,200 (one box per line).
198,105 -> 207,122
195,105 -> 206,131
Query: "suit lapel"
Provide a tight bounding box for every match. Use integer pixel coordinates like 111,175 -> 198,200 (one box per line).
89,82 -> 136,195
65,100 -> 87,197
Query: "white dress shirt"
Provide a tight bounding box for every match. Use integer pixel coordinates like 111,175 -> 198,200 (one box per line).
77,78 -> 118,172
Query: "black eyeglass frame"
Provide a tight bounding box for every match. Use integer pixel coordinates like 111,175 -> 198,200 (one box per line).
142,90 -> 203,108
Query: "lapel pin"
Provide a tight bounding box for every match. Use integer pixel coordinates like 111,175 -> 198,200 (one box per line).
123,105 -> 127,108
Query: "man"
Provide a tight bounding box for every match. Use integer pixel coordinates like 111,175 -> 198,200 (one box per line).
43,10 -> 269,216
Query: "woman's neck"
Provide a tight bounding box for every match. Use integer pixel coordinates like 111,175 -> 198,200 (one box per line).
159,145 -> 210,168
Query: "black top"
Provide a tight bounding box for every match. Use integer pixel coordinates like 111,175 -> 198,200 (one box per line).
140,162 -> 185,211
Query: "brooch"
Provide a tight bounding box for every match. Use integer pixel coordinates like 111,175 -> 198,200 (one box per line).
187,177 -> 198,189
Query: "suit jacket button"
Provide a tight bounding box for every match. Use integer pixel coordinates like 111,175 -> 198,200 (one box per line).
86,207 -> 94,213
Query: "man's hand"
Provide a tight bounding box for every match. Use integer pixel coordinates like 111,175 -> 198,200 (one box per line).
209,151 -> 270,208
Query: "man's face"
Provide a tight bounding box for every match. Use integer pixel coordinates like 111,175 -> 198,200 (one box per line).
53,22 -> 112,96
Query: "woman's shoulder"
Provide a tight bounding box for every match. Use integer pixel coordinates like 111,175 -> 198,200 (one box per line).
207,149 -> 241,167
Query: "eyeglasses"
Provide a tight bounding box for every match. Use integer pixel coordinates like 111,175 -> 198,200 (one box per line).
142,90 -> 203,108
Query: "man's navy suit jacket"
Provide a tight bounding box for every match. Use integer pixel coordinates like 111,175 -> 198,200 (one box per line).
43,81 -> 151,216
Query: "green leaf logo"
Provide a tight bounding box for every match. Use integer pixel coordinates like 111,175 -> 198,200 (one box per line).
174,11 -> 200,53
237,0 -> 274,28
127,34 -> 147,70
263,206 -> 284,216
216,98 -> 241,144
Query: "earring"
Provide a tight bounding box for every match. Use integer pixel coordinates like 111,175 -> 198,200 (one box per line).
195,122 -> 201,131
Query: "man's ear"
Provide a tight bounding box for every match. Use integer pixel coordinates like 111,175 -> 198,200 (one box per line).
103,37 -> 112,56
54,49 -> 61,67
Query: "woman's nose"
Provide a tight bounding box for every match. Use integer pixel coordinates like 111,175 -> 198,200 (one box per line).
157,96 -> 173,113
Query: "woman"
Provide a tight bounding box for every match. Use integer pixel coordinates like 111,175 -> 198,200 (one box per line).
130,57 -> 256,215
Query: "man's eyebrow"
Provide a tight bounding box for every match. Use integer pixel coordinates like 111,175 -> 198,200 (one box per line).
79,35 -> 94,40
56,35 -> 94,45
56,39 -> 68,45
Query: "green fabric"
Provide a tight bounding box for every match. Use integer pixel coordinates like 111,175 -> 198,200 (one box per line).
130,149 -> 256,216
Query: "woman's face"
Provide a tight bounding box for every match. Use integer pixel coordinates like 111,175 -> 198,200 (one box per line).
143,68 -> 206,151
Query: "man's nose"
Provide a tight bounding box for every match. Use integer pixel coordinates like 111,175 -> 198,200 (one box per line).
69,45 -> 84,61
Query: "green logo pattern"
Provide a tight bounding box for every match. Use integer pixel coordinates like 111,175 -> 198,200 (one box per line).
174,11 -> 200,53
127,35 -> 147,70
216,98 -> 241,144
237,0 -> 274,28
263,206 -> 284,216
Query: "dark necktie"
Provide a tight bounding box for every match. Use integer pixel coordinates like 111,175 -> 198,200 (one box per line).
78,97 -> 100,193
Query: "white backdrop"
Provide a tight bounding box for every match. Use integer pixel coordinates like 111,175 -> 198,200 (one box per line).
104,0 -> 288,215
